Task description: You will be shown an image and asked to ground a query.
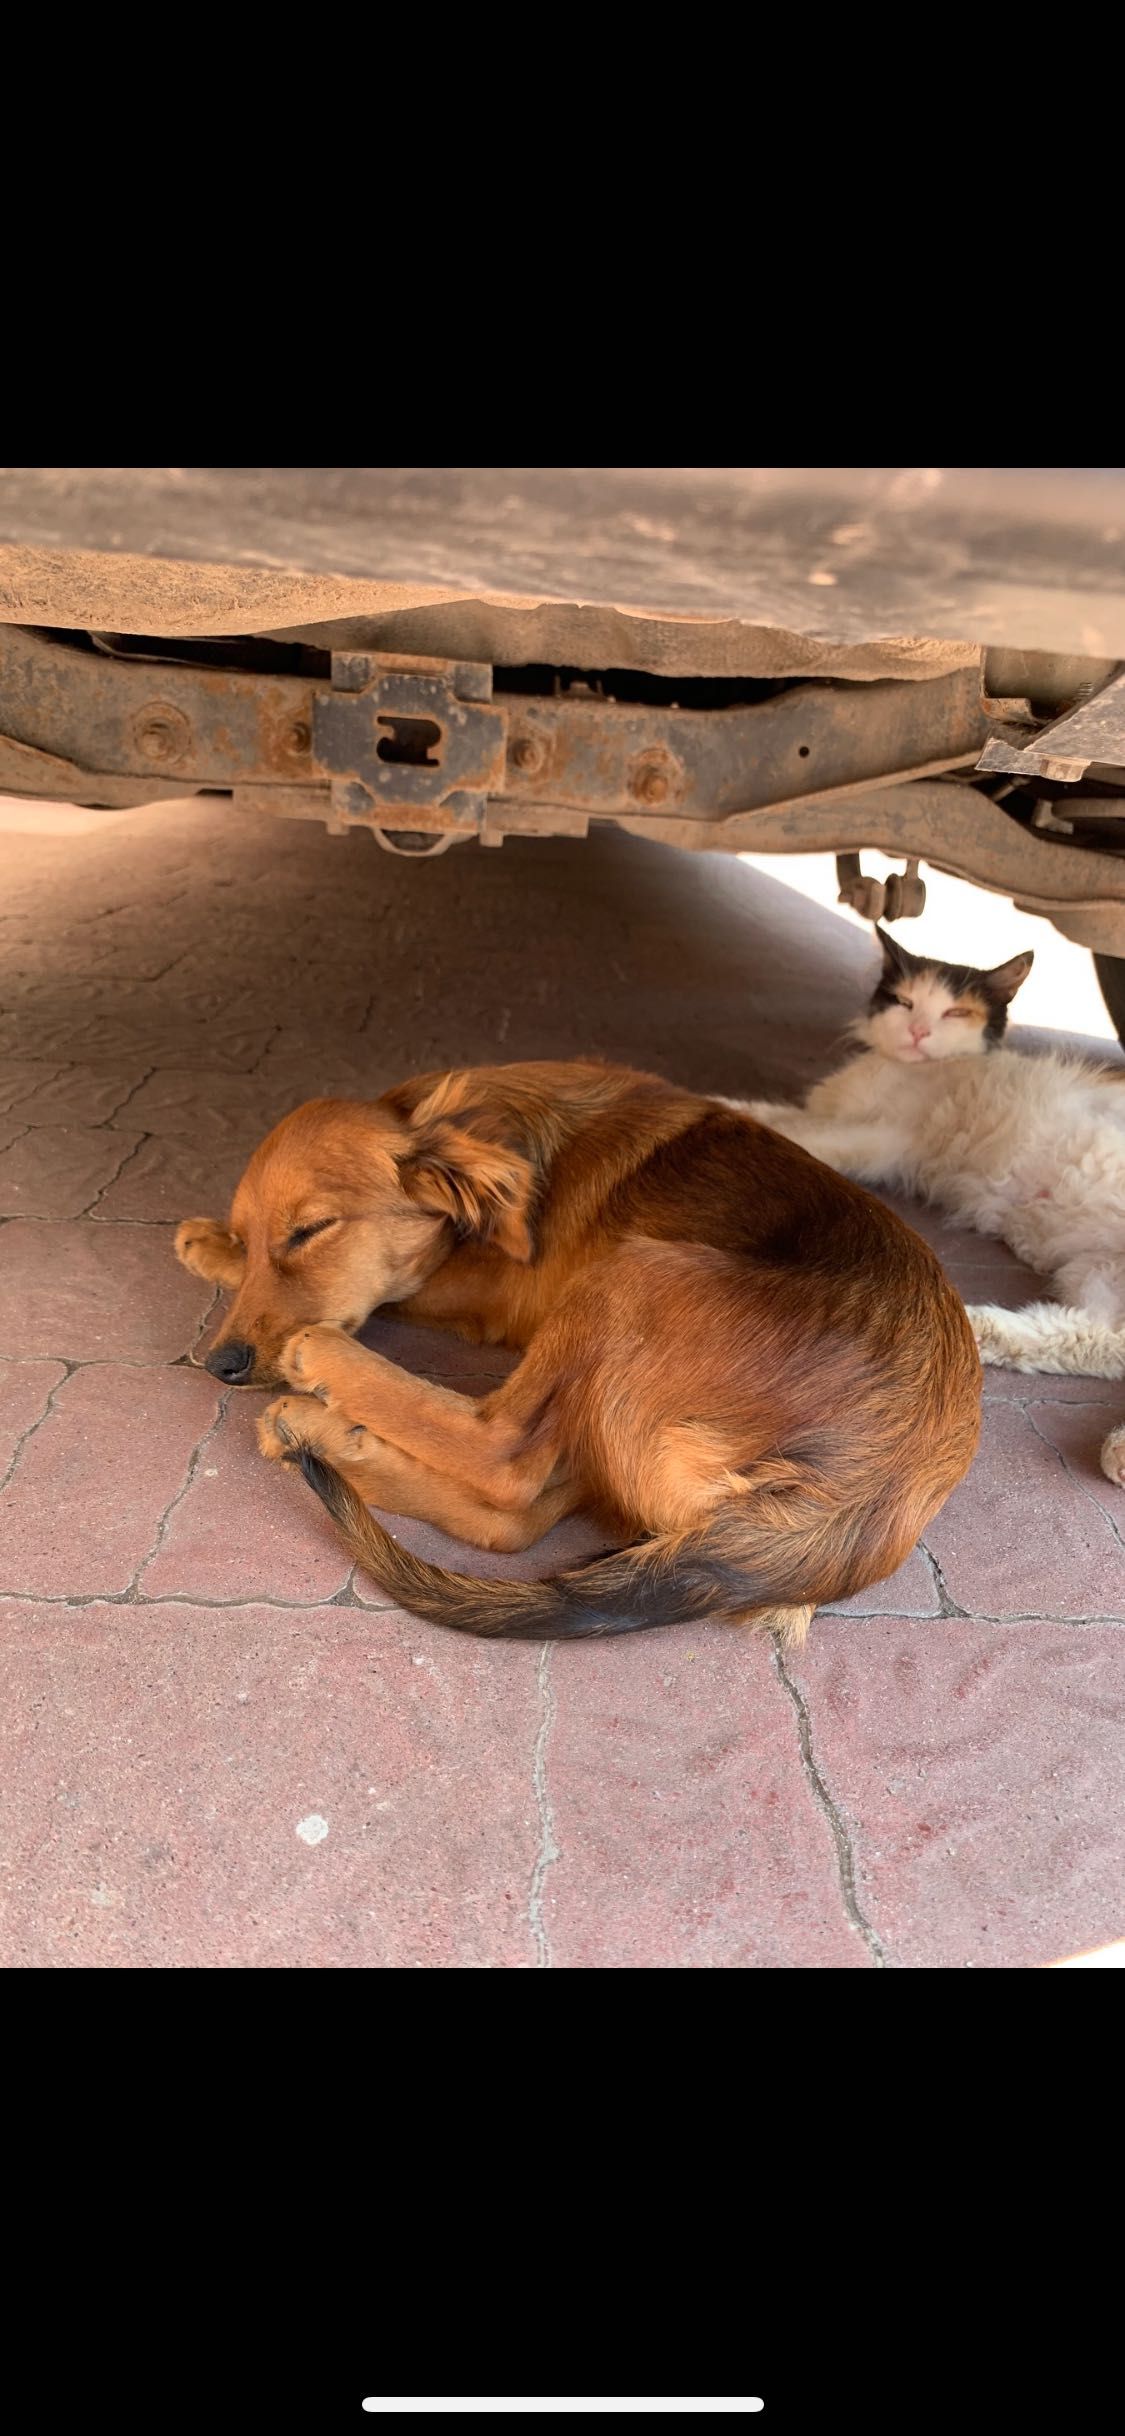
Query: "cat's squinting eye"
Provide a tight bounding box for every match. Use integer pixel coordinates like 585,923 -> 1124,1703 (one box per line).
942,1008 -> 973,1021
895,996 -> 914,1011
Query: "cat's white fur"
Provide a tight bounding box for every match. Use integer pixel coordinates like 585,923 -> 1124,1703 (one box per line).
734,939 -> 1125,1490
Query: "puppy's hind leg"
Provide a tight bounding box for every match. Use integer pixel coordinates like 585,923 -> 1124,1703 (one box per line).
258,1393 -> 579,1551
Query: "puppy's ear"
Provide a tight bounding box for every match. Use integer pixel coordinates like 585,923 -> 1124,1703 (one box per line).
983,948 -> 1034,1002
398,1119 -> 537,1263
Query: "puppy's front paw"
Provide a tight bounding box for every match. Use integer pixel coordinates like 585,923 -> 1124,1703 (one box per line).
175,1217 -> 220,1272
174,1217 -> 244,1285
279,1323 -> 352,1398
257,1394 -> 324,1462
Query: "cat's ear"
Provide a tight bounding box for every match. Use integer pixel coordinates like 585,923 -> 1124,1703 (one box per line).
983,949 -> 1034,1002
875,923 -> 913,975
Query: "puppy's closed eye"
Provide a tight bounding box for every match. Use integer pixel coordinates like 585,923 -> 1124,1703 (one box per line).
286,1219 -> 339,1251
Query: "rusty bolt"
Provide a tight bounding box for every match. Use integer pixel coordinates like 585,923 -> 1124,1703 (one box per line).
286,720 -> 311,757
133,703 -> 191,763
511,732 -> 546,777
629,749 -> 681,807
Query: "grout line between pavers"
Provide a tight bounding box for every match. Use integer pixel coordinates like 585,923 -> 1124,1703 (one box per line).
917,1539 -> 967,1618
5,1212 -> 177,1229
0,1586 -> 403,1616
771,1642 -> 889,1968
528,1645 -> 560,1968
809,1600 -> 1125,1627
983,1388 -> 1125,1410
328,1564 -> 363,1608
0,1578 -> 1122,1626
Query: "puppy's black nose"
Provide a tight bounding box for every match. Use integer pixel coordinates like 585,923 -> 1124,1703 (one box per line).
205,1339 -> 255,1383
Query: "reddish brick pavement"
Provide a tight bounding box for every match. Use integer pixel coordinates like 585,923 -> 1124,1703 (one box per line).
1,799 -> 1123,1969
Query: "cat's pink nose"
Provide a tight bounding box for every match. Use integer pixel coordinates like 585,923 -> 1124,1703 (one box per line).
909,1022 -> 930,1045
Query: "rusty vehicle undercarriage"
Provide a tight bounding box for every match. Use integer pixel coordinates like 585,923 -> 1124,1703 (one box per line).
4,467 -> 1125,1030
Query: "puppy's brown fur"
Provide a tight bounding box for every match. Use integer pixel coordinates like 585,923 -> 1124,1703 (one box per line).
176,1059 -> 980,1643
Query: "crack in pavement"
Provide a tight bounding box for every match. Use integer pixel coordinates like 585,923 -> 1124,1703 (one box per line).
528,1644 -> 560,1968
81,1131 -> 153,1216
771,1641 -> 888,1968
125,1387 -> 232,1600
0,1359 -> 76,1499
917,1539 -> 967,1618
1024,1401 -> 1125,1560
0,1585 -> 373,1615
100,1063 -> 158,1122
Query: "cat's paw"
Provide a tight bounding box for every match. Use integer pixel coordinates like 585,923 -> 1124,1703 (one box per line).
964,1304 -> 1017,1367
1100,1423 -> 1125,1489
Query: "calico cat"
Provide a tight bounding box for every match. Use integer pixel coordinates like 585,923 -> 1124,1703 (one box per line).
742,925 -> 1125,1489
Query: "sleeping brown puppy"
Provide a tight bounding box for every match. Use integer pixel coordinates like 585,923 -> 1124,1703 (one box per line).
175,1058 -> 980,1645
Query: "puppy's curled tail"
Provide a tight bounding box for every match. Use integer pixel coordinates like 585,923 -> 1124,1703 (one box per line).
296,1448 -> 898,1645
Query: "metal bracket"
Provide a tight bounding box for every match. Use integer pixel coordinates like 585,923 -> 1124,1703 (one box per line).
311,651 -> 507,835
836,854 -> 926,923
977,664 -> 1125,785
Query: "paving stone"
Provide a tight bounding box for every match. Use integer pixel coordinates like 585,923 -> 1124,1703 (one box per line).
0,1125 -> 143,1218
0,1363 -> 220,1597
250,1042 -> 391,1101
116,1069 -> 300,1147
0,1061 -> 67,1114
787,1615 -> 1125,1967
0,1599 -> 542,1968
1025,1400 -> 1125,1537
542,1628 -> 868,1968
981,1371 -> 1124,1406
942,1257 -> 1046,1307
140,1391 -> 354,1605
0,1012 -> 275,1071
0,1219 -> 214,1362
0,1065 -> 148,1124
923,1401 -> 1125,1619
0,1357 -> 68,1481
822,1545 -> 940,1618
94,1135 -> 249,1223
